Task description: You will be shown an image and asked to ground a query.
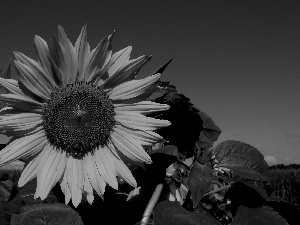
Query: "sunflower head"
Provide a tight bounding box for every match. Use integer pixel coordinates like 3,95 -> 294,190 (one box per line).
0,25 -> 170,207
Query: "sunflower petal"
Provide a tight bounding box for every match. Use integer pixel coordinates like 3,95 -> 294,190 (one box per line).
0,78 -> 23,95
115,101 -> 169,115
103,55 -> 151,89
85,154 -> 105,197
106,46 -> 132,76
0,112 -> 41,126
114,125 -> 164,145
0,131 -> 46,166
115,111 -> 170,131
57,25 -> 78,83
66,157 -> 83,207
34,36 -> 63,86
92,46 -> 131,85
38,150 -> 66,199
14,61 -> 51,100
60,170 -> 72,205
94,148 -> 118,189
110,155 -> 136,187
85,32 -> 114,82
75,25 -> 90,80
35,145 -> 54,198
83,174 -> 94,204
111,130 -> 152,163
0,93 -> 42,111
49,35 -> 74,84
18,150 -> 46,187
14,52 -> 57,91
108,73 -> 160,100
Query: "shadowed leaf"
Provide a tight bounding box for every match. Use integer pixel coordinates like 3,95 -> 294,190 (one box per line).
188,162 -> 213,207
150,145 -> 179,157
213,140 -> 270,181
0,180 -> 14,202
153,200 -> 221,225
148,81 -> 221,159
3,194 -> 23,215
231,205 -> 288,225
11,203 -> 83,225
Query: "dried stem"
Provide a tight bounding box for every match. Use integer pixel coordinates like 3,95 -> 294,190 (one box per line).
140,183 -> 164,225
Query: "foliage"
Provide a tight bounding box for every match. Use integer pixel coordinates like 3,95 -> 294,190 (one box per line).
0,61 -> 299,224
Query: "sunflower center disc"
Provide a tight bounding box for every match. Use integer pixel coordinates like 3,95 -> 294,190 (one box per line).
42,80 -> 115,159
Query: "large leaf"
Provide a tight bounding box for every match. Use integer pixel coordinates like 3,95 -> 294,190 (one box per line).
153,201 -> 221,225
188,162 -> 213,207
0,201 -> 10,225
0,180 -> 14,202
196,111 -> 222,150
2,194 -> 23,215
231,205 -> 289,225
148,81 -> 221,158
213,140 -> 270,181
11,203 -> 83,225
150,145 -> 179,157
266,198 -> 300,225
232,175 -> 269,200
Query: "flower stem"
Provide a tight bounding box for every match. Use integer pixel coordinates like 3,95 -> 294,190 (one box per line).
140,183 -> 164,225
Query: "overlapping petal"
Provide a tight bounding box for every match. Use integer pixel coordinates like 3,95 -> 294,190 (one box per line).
0,130 -> 46,166
114,125 -> 164,145
84,153 -> 106,198
37,149 -> 66,199
108,73 -> 161,100
14,52 -> 57,91
103,55 -> 151,89
111,128 -> 152,163
115,111 -> 170,131
65,157 -> 83,207
0,93 -> 42,111
0,78 -> 23,95
115,101 -> 169,114
85,32 -> 114,82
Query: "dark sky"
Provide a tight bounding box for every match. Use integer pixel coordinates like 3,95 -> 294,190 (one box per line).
0,0 -> 299,164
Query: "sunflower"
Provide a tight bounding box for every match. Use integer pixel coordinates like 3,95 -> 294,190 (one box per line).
0,25 -> 170,207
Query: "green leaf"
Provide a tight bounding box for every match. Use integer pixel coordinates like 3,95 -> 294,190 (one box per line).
188,162 -> 213,207
0,201 -> 10,225
266,198 -> 300,225
150,145 -> 179,157
3,194 -> 23,215
231,205 -> 289,225
213,140 -> 270,181
153,201 -> 221,225
11,203 -> 83,225
198,111 -> 222,145
233,177 -> 269,200
0,180 -> 14,202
